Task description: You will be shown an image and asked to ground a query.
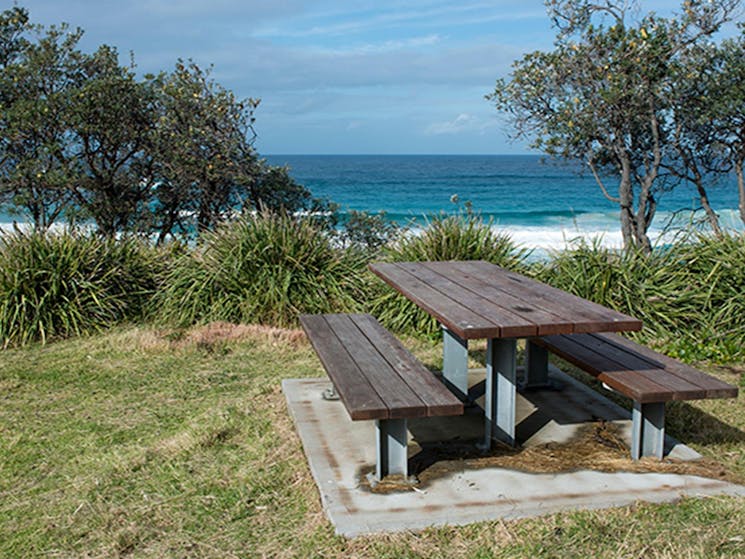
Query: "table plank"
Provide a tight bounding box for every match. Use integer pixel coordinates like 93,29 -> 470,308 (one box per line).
420,261 -> 575,335
395,262 -> 536,338
454,261 -> 642,333
369,260 -> 642,340
369,262 -> 501,338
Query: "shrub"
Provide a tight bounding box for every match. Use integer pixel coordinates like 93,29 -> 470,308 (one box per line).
535,234 -> 745,361
155,212 -> 367,328
665,232 -> 745,360
339,210 -> 400,255
535,238 -> 703,334
368,212 -> 528,337
0,228 -> 164,347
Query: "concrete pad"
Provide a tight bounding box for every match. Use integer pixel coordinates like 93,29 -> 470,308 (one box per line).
283,368 -> 745,537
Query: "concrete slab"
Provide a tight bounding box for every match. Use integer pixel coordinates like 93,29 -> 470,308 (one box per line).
283,368 -> 745,537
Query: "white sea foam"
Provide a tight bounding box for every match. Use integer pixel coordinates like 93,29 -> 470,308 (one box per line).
1,207 -> 741,254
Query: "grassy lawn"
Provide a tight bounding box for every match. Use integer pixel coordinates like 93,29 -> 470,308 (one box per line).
1,325 -> 744,558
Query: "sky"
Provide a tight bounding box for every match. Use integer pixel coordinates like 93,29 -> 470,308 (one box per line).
14,1 -> 687,155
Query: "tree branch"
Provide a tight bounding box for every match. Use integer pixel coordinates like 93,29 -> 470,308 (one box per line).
587,157 -> 620,203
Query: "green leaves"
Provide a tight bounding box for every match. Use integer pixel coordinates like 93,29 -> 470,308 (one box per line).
0,9 -> 317,241
490,0 -> 741,250
536,233 -> 745,361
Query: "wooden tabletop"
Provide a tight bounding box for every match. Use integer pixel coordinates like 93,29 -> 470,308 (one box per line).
369,260 -> 642,340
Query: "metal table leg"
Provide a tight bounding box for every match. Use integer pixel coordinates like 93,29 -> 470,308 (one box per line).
442,326 -> 468,400
524,339 -> 549,388
521,339 -> 562,391
483,338 -> 517,448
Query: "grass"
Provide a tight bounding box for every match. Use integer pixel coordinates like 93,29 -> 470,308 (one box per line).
1,325 -> 743,558
154,212 -> 367,329
534,234 -> 745,362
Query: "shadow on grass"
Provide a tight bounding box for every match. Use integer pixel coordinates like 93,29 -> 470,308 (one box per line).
666,400 -> 745,447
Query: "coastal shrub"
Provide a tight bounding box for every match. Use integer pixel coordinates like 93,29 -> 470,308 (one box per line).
155,212 -> 368,328
338,210 -> 400,255
369,212 -> 528,337
536,239 -> 702,334
535,235 -> 745,361
0,229 -> 164,348
665,233 -> 745,360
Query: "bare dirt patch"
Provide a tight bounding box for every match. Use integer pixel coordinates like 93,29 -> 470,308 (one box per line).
178,321 -> 306,348
134,322 -> 308,352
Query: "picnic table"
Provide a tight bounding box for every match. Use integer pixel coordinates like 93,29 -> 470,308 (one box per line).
300,259 -> 737,480
369,260 -> 643,449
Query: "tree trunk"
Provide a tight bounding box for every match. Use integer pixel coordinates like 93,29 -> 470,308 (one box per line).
695,178 -> 722,235
618,157 -> 635,248
737,158 -> 745,227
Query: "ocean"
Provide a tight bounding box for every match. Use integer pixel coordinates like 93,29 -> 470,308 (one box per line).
1,155 -> 741,252
267,154 -> 743,251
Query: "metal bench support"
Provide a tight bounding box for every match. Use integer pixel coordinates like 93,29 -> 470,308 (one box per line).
523,339 -> 549,389
484,338 -> 517,448
375,418 -> 408,480
443,326 -> 469,399
631,402 -> 665,460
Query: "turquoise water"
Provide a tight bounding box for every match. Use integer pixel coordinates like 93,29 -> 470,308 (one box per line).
266,154 -> 742,249
2,154 -> 741,250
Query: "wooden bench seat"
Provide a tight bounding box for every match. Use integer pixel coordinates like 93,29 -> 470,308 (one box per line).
528,333 -> 738,459
300,313 -> 463,480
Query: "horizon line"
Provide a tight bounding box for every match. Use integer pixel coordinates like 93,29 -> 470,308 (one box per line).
264,152 -> 538,157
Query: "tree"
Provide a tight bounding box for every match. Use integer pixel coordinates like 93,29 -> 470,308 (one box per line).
1,9 -> 323,240
706,31 -> 745,226
0,10 -> 80,229
65,45 -> 157,236
489,0 -> 740,251
148,61 -> 261,241
0,6 -> 29,67
664,40 -> 726,235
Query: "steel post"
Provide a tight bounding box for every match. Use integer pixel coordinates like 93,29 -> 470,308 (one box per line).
484,338 -> 517,448
375,418 -> 408,479
442,326 -> 469,399
631,401 -> 665,460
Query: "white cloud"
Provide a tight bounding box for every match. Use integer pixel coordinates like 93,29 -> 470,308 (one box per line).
425,113 -> 499,135
251,2 -> 545,39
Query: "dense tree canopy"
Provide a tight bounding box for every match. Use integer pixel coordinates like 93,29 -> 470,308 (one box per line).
0,6 -> 321,241
490,0 -> 743,250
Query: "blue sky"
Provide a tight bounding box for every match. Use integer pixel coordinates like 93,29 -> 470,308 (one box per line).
16,1 -> 680,155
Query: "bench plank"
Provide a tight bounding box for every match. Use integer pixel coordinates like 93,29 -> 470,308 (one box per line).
300,313 -> 464,421
569,333 -> 708,400
593,333 -> 739,399
352,314 -> 463,417
536,333 -> 738,403
323,314 -> 427,419
299,314 -> 388,420
537,334 -> 673,402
